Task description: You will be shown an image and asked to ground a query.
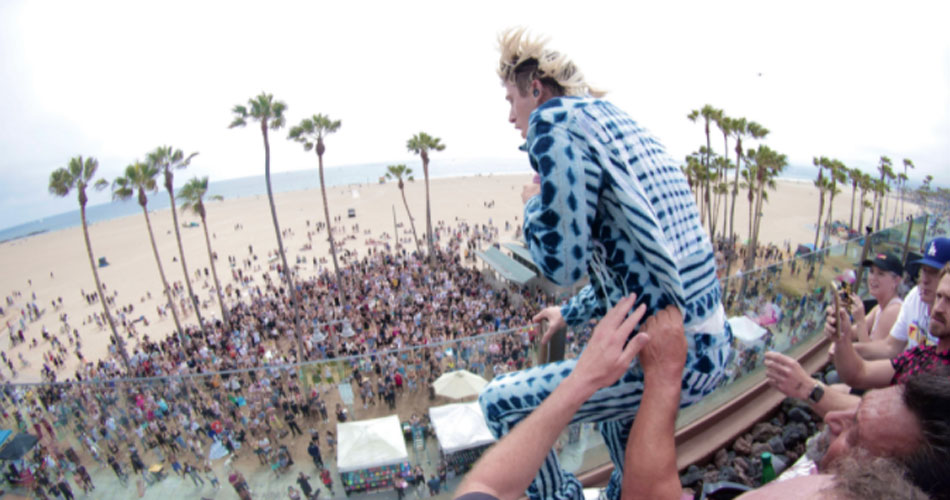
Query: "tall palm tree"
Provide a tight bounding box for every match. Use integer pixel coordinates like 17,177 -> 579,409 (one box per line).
823,160 -> 846,246
49,156 -> 131,372
685,152 -> 706,218
812,156 -> 828,250
729,118 -> 769,240
229,93 -> 305,360
746,145 -> 786,270
112,161 -> 185,343
288,114 -> 345,306
857,173 -> 871,235
714,114 -> 732,241
727,117 -> 747,243
847,167 -> 861,231
148,146 -> 205,336
407,132 -> 445,261
875,156 -> 894,230
894,172 -> 908,223
385,164 -> 421,252
688,105 -> 721,235
900,158 -> 914,220
178,176 -> 231,332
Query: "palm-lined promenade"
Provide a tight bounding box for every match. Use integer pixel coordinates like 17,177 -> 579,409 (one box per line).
2,171 -> 933,384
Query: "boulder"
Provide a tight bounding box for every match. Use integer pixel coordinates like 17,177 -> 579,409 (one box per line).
787,407 -> 812,424
768,435 -> 786,455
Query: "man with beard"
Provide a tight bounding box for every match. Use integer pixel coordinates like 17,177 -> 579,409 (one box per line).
831,263 -> 950,390
852,237 -> 950,360
765,259 -> 950,417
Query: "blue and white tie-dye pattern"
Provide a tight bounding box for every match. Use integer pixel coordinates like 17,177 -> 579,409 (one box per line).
479,96 -> 733,500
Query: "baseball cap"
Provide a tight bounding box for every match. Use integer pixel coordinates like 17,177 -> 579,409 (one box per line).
911,237 -> 950,271
862,251 -> 904,276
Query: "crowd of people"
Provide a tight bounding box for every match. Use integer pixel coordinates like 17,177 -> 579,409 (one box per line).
0,213 -> 571,499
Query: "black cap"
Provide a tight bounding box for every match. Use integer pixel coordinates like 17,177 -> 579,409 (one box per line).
862,251 -> 903,276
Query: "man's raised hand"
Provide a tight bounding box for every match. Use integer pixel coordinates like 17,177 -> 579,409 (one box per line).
572,294 -> 650,392
532,306 -> 567,345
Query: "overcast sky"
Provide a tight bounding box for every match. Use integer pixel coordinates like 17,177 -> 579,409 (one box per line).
1,0 -> 948,230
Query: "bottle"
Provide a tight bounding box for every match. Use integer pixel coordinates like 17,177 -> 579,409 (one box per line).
761,452 -> 777,484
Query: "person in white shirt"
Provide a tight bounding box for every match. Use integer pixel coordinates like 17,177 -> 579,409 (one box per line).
852,237 -> 950,360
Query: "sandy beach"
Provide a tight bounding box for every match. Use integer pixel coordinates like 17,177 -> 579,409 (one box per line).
0,173 -> 910,382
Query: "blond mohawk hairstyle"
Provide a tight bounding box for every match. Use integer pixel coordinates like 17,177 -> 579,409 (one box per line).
497,27 -> 605,98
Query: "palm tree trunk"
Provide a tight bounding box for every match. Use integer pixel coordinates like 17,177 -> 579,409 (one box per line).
858,192 -> 867,235
261,123 -> 305,361
167,182 -> 206,336
199,207 -> 230,332
423,156 -> 434,261
883,188 -> 890,226
899,174 -> 905,221
79,201 -> 130,372
399,185 -> 422,253
729,142 -> 742,243
318,151 -> 345,307
825,190 -> 836,246
140,203 -> 184,343
848,182 -> 861,230
813,191 -> 825,251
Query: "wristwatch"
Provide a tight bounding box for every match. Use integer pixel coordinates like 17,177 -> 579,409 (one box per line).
807,382 -> 825,404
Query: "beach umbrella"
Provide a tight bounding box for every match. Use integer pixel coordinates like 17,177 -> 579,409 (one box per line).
433,369 -> 488,399
0,433 -> 38,461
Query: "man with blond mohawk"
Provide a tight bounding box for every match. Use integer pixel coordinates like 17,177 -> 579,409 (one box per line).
478,28 -> 733,500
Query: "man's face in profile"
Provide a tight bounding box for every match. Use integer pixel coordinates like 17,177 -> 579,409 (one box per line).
818,385 -> 920,471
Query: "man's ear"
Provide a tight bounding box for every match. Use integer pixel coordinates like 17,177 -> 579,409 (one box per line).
531,79 -> 544,101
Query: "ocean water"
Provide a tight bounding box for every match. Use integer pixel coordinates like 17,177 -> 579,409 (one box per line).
0,158 -> 531,243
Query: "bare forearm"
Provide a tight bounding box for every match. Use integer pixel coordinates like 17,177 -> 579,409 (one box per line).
853,338 -> 901,360
458,375 -> 595,499
832,338 -> 865,386
622,376 -> 682,500
807,382 -> 861,418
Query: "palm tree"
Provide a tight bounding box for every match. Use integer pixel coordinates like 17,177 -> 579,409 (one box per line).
714,114 -> 732,241
847,167 -> 861,230
288,114 -> 345,306
857,173 -> 872,235
112,161 -> 185,343
385,164 -> 422,252
900,158 -> 914,221
147,146 -> 205,336
688,105 -> 721,235
874,156 -> 894,230
229,92 -> 305,360
685,152 -> 706,218
178,176 -> 231,332
726,117 -> 747,243
745,145 -> 787,270
49,156 -> 131,372
407,132 -> 445,261
823,160 -> 846,246
894,172 -> 908,223
812,156 -> 828,250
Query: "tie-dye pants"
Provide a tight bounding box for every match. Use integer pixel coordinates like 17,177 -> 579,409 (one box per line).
479,324 -> 733,500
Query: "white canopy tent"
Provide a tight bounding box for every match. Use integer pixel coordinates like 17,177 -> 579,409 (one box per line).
337,415 -> 409,473
429,401 -> 496,454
